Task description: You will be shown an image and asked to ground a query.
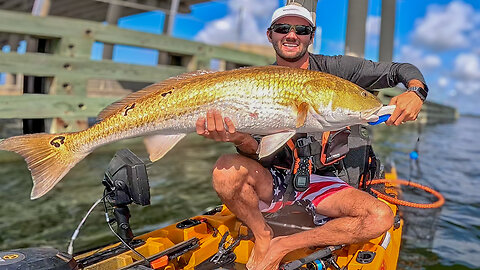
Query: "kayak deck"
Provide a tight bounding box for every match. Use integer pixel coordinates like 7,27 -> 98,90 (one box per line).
75,169 -> 403,270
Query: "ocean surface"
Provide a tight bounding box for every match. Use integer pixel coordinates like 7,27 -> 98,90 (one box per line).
0,116 -> 479,269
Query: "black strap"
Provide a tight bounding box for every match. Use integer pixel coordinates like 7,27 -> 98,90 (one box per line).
283,174 -> 295,203
339,125 -> 371,188
282,138 -> 316,203
295,136 -> 322,157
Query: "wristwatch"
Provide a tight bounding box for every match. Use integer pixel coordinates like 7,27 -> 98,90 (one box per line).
407,86 -> 427,102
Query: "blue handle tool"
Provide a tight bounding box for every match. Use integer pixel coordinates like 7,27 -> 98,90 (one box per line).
368,114 -> 391,125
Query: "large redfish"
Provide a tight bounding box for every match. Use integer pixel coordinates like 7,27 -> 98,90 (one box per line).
0,66 -> 383,199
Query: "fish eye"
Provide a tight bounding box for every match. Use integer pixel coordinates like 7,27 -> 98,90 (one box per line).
361,91 -> 368,97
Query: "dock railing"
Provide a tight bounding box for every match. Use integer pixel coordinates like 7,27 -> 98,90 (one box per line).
0,10 -> 275,134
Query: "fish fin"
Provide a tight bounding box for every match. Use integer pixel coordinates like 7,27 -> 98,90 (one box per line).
296,102 -> 310,128
97,85 -> 163,121
144,134 -> 186,162
97,70 -> 217,121
158,70 -> 216,83
258,130 -> 296,159
0,133 -> 89,199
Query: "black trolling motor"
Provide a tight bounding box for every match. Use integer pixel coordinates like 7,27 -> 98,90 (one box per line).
102,148 -> 151,243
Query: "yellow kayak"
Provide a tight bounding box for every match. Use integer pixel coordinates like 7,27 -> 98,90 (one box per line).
73,167 -> 403,270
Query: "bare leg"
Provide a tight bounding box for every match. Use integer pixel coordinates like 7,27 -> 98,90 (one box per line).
212,154 -> 275,269
253,187 -> 395,270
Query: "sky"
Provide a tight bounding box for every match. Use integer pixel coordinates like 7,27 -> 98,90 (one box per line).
2,0 -> 480,115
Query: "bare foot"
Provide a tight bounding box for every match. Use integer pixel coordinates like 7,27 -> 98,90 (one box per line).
246,226 -> 273,270
247,237 -> 288,270
246,243 -> 269,270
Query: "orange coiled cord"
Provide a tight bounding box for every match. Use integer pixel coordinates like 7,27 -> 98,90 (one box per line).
366,179 -> 445,209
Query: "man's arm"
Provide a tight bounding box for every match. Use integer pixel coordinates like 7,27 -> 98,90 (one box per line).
323,55 -> 428,91
323,55 -> 428,125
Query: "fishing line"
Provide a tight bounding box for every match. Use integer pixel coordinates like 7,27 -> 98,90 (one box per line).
67,192 -> 110,255
102,189 -> 150,265
408,137 -> 420,182
409,124 -> 424,181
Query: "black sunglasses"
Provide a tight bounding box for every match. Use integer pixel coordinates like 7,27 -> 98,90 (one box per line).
269,23 -> 315,35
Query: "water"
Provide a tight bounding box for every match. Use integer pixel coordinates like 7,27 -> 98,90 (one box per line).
373,116 -> 480,269
0,116 -> 479,269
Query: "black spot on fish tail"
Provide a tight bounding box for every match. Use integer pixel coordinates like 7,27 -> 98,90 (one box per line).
50,136 -> 66,148
124,103 -> 135,116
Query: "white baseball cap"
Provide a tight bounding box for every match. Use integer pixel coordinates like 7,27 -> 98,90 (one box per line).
270,4 -> 315,27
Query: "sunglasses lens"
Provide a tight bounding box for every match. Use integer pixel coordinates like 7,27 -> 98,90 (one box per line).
272,24 -> 291,34
272,24 -> 313,35
295,25 -> 312,35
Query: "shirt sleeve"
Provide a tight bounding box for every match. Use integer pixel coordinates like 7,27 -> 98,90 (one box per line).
323,55 -> 429,92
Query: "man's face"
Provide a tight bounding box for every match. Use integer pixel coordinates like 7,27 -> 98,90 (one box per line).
267,16 -> 314,62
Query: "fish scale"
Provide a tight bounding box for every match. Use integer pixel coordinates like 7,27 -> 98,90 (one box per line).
0,65 -> 383,199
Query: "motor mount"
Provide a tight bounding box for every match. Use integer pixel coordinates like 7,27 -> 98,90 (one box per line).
102,148 -> 151,244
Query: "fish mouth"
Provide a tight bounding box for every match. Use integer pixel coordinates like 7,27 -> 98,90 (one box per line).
360,105 -> 384,122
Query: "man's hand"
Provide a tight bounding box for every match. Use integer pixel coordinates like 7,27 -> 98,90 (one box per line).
196,109 -> 258,154
385,91 -> 423,126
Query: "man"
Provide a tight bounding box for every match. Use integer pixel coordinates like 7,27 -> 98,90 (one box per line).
196,4 -> 428,270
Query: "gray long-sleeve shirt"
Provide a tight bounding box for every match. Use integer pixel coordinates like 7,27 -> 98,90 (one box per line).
308,53 -> 428,93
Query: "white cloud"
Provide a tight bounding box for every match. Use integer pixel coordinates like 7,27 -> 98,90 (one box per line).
454,80 -> 480,95
397,45 -> 442,70
365,15 -> 381,57
448,89 -> 457,97
470,30 -> 480,49
452,53 -> 480,95
366,15 -> 381,37
194,0 -> 278,45
438,77 -> 449,88
412,1 -> 478,51
423,55 -> 442,68
454,53 -> 480,80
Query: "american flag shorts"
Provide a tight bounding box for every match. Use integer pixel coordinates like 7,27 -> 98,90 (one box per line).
259,167 -> 352,226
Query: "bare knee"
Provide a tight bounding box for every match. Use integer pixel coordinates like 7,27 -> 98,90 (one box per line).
368,202 -> 394,237
212,154 -> 272,201
212,154 -> 247,194
214,153 -> 246,172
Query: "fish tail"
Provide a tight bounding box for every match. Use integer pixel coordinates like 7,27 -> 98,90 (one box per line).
0,133 -> 89,199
